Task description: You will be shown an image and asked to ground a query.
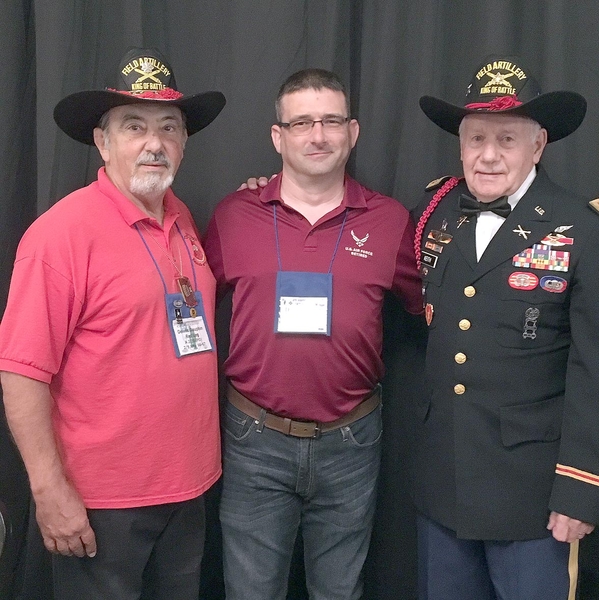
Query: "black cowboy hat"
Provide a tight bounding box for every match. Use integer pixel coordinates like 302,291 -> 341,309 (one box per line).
54,47 -> 226,145
419,55 -> 586,143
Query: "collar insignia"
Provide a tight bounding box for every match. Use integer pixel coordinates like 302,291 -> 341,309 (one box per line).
513,225 -> 531,239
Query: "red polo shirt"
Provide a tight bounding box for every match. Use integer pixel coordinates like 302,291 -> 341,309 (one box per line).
204,174 -> 422,421
0,168 -> 221,508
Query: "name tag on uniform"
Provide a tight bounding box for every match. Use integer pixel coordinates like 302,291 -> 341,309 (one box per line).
275,271 -> 332,335
166,291 -> 214,357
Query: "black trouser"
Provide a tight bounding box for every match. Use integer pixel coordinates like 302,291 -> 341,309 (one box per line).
52,496 -> 206,600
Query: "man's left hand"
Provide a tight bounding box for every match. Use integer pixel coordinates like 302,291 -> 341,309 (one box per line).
547,511 -> 595,543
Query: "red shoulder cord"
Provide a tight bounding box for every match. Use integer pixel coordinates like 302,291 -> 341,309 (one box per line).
414,177 -> 462,269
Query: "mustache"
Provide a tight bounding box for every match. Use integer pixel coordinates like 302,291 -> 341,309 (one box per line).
135,152 -> 171,169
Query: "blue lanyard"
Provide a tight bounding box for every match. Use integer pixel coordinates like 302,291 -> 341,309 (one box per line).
135,222 -> 198,294
273,204 -> 348,274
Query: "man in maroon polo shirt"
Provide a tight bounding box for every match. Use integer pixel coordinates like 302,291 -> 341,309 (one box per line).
203,68 -> 422,600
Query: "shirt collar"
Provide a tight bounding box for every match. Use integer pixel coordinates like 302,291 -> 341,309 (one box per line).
507,165 -> 537,210
97,167 -> 180,228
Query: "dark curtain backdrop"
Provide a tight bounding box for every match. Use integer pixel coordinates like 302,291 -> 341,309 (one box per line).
3,1 -> 599,598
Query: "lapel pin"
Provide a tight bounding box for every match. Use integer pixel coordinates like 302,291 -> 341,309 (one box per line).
513,225 -> 531,239
456,215 -> 470,229
534,205 -> 545,215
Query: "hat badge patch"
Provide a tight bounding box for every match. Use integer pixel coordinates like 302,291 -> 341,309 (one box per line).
53,47 -> 226,145
122,57 -> 171,92
475,61 -> 527,97
418,54 -> 587,143
111,56 -> 183,100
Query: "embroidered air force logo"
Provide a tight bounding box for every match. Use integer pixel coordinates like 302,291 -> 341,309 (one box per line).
351,230 -> 369,247
345,230 -> 373,259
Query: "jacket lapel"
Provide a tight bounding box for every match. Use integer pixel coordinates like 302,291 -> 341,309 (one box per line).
449,194 -> 478,270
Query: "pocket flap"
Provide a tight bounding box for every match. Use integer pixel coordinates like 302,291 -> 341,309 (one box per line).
500,396 -> 563,447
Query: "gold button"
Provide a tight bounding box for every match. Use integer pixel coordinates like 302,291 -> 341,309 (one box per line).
455,352 -> 467,364
454,384 -> 466,395
464,286 -> 476,297
459,319 -> 471,330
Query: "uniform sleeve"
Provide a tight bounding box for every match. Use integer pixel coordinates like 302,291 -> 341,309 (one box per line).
549,225 -> 599,524
391,213 -> 424,315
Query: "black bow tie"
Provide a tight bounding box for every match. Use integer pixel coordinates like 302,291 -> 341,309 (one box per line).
459,194 -> 511,218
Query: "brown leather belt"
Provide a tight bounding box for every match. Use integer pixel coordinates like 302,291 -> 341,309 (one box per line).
226,383 -> 381,438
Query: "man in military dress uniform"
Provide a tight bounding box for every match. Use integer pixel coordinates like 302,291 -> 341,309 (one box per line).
413,55 -> 599,599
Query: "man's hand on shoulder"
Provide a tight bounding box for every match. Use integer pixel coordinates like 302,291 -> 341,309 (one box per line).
35,479 -> 97,558
547,510 -> 595,543
237,174 -> 277,191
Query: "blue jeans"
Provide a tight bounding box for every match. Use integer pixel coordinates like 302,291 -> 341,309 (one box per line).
220,400 -> 382,600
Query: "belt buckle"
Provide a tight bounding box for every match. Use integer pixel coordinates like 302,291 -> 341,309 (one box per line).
289,420 -> 321,438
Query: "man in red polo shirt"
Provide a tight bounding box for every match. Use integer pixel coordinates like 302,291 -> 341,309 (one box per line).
0,48 -> 224,599
204,69 -> 422,600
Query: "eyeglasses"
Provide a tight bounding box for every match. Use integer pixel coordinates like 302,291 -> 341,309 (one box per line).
277,117 -> 351,135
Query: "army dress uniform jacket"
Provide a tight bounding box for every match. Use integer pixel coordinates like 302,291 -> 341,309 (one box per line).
411,166 -> 599,541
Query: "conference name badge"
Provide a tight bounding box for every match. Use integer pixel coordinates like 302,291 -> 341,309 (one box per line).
275,271 -> 332,335
166,291 -> 213,357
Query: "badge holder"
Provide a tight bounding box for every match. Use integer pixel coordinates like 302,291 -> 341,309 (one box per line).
166,287 -> 214,357
275,271 -> 332,335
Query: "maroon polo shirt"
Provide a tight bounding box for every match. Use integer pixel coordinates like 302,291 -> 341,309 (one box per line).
204,174 -> 422,421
